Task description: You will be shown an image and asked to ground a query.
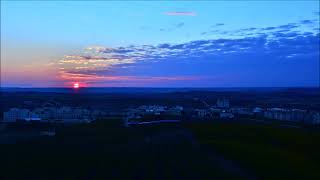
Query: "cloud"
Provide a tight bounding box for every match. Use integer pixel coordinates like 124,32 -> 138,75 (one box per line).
56,18 -> 319,87
243,27 -> 258,31
211,23 -> 224,27
164,12 -> 197,16
158,22 -> 186,32
58,55 -> 135,75
300,20 -> 314,24
59,70 -> 202,87
176,22 -> 185,28
278,23 -> 298,29
85,46 -> 113,53
139,26 -> 149,30
261,27 -> 277,31
201,17 -> 319,38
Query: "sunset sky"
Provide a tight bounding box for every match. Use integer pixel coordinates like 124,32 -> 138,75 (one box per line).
1,1 -> 319,87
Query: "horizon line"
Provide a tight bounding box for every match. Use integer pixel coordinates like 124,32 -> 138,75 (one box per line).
1,86 -> 319,89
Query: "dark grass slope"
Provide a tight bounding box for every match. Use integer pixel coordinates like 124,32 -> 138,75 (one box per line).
0,121 -> 240,180
184,121 -> 320,180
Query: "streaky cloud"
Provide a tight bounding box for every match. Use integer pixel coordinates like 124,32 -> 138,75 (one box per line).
164,12 -> 197,16
56,18 -> 319,87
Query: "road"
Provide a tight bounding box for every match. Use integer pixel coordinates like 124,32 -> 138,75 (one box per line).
129,124 -> 256,180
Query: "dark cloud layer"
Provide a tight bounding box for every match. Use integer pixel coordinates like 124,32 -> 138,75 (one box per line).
202,19 -> 319,37
58,18 -> 319,87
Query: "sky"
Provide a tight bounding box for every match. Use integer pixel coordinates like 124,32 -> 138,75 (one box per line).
1,1 -> 319,87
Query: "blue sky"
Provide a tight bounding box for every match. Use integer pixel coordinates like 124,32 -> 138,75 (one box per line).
1,1 -> 319,87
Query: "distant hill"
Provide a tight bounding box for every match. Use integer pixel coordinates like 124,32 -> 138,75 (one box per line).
1,87 -> 319,94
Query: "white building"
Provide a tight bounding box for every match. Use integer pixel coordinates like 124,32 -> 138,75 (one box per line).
165,106 -> 184,116
264,108 -> 307,122
51,107 -> 91,122
3,106 -> 93,124
231,107 -> 253,115
138,105 -> 166,115
312,112 -> 320,125
305,112 -> 320,125
220,112 -> 235,119
216,98 -> 230,108
34,107 -> 56,120
253,107 -> 263,113
195,109 -> 211,118
3,108 -> 40,122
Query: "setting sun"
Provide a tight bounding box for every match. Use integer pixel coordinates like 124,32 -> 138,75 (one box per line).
73,83 -> 79,89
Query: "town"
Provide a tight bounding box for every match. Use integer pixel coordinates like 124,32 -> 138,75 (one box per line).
1,88 -> 320,179
1,0 -> 319,179
3,98 -> 320,128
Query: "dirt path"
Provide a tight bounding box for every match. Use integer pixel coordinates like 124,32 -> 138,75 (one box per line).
142,126 -> 257,179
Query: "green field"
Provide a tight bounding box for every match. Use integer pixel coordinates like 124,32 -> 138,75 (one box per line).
0,120 -> 239,180
1,119 -> 320,179
184,121 -> 320,180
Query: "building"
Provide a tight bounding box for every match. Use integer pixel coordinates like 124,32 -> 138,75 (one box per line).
137,105 -> 166,115
33,107 -> 56,120
210,108 -> 223,113
194,109 -> 211,119
50,107 -> 91,123
312,112 -> 320,125
216,98 -> 230,108
219,112 -> 234,119
231,107 -> 253,115
3,106 -> 94,124
304,112 -> 320,125
165,106 -> 184,116
122,105 -> 183,121
3,108 -> 40,122
264,108 -> 307,122
253,107 -> 263,113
